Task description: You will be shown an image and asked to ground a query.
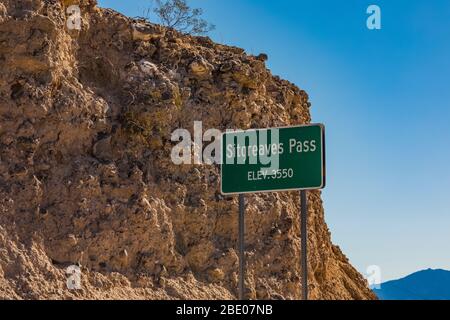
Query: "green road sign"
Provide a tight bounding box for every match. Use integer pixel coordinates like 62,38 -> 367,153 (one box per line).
221,124 -> 325,195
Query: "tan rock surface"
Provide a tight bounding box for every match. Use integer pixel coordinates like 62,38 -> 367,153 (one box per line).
0,0 -> 376,300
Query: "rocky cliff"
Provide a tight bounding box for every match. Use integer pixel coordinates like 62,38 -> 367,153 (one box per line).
0,0 -> 376,300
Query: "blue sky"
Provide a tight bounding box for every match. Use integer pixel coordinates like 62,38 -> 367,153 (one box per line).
98,0 -> 450,282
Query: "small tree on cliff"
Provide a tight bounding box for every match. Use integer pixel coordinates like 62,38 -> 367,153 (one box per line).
150,0 -> 215,35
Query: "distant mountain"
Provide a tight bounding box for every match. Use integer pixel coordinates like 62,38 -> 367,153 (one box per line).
374,269 -> 450,300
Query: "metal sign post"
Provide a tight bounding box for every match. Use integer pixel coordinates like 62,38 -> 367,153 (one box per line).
301,190 -> 308,300
238,194 -> 245,300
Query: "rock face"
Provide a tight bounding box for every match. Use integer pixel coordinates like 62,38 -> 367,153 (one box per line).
0,0 -> 376,300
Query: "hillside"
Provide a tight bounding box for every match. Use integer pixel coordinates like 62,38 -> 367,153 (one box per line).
0,0 -> 375,299
374,269 -> 450,300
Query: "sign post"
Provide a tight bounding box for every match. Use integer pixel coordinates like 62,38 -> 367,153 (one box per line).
238,194 -> 245,300
300,190 -> 308,300
221,124 -> 325,300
